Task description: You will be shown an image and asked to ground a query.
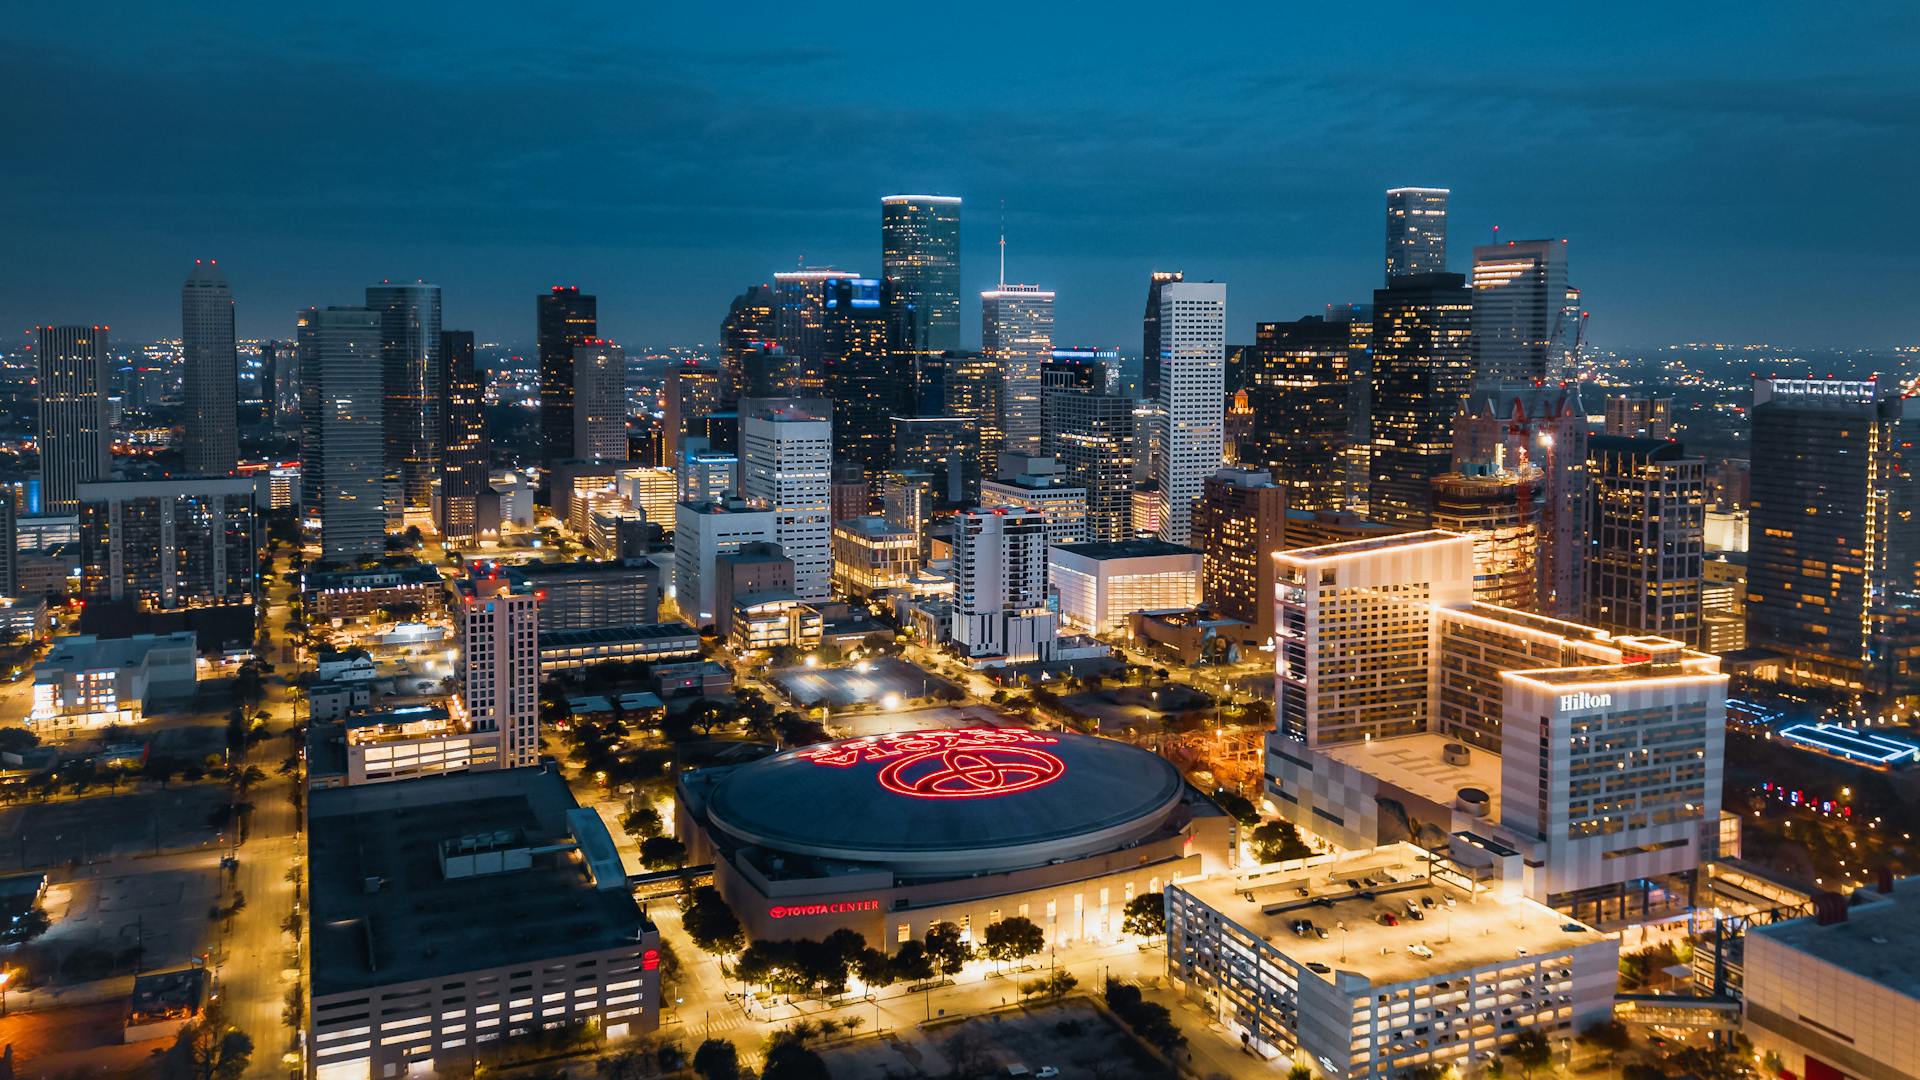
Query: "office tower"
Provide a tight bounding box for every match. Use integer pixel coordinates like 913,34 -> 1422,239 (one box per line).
831,516 -> 919,599
366,280 -> 443,509
769,268 -> 856,395
1140,270 -> 1184,404
181,260 -> 238,475
1605,394 -> 1675,439
1471,240 -> 1571,385
981,461 -> 1089,545
953,507 -> 1059,664
1586,436 -> 1706,646
36,325 -> 112,516
1246,316 -> 1352,511
570,339 -> 627,463
1151,280 -> 1226,544
674,496 -> 778,629
662,362 -> 723,462
981,283 -> 1055,457
1384,187 -> 1448,280
457,577 -> 541,769
719,283 -> 775,402
1748,379 -> 1916,699
881,194 -> 961,382
1044,348 -> 1110,392
1453,382 -> 1586,617
891,417 -> 979,508
940,350 -> 1005,477
299,307 -> 386,560
1193,467 -> 1286,640
1043,387 -> 1137,542
538,285 -> 597,470
822,277 -> 901,473
1368,273 -> 1473,528
1430,462 -> 1543,610
1325,304 -> 1375,510
740,401 -> 832,602
262,338 -> 300,434
438,330 -> 488,541
501,558 -> 659,632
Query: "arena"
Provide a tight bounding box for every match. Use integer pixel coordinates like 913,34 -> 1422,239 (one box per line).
676,728 -> 1233,947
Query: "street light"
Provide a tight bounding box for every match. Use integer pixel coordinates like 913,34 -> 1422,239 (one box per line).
1,968 -> 12,1016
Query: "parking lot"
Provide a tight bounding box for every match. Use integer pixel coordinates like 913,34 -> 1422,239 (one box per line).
0,785 -> 231,870
817,1000 -> 1163,1080
772,656 -> 959,709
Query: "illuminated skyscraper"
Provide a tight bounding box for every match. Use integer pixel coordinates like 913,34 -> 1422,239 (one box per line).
1140,270 -> 1184,403
570,339 -> 627,463
367,280 -> 442,508
438,329 -> 488,540
1453,382 -> 1587,617
771,268 -> 856,395
821,277 -> 901,473
953,507 -> 1059,664
662,361 -> 724,462
1384,187 -> 1448,280
299,307 -> 385,560
538,285 -> 597,470
1043,387 -> 1137,543
35,325 -> 111,516
940,350 -> 1004,477
1748,379 -> 1916,700
181,260 -> 237,475
1368,273 -> 1473,528
1246,316 -> 1352,511
1471,240 -> 1572,384
1152,281 -> 1226,545
1585,436 -> 1706,646
719,283 -> 775,403
980,283 -> 1054,457
741,400 -> 833,602
881,194 -> 961,390
457,576 -> 541,769
1193,467 -> 1287,640
1604,394 -> 1674,439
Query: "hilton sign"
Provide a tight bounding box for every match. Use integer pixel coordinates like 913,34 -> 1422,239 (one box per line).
1559,691 -> 1613,712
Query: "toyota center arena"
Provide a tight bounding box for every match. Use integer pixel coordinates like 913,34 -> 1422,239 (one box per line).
676,728 -> 1233,948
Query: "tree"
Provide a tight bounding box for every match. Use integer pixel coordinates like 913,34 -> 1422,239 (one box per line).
0,727 -> 40,756
889,939 -> 935,984
639,836 -> 687,870
853,948 -> 896,990
682,886 -> 745,955
1019,971 -> 1077,1001
1123,892 -> 1166,939
923,921 -> 972,976
621,805 -> 664,839
1401,1065 -> 1447,1080
1288,1065 -> 1315,1080
1579,1019 -> 1632,1052
1212,788 -> 1260,826
980,916 -> 1046,968
1504,1029 -> 1553,1079
162,1001 -> 253,1080
1250,820 -> 1314,864
692,1038 -> 740,1080
761,1041 -> 830,1080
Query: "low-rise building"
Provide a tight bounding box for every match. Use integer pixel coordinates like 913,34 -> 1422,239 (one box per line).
0,596 -> 50,641
673,496 -> 777,631
304,563 -> 448,624
1048,539 -> 1204,637
537,622 -> 701,671
713,542 -> 794,639
315,648 -> 377,682
307,680 -> 374,721
729,593 -> 823,654
310,704 -> 507,787
29,632 -> 197,733
652,659 -> 732,699
307,767 -> 660,1080
124,968 -> 208,1043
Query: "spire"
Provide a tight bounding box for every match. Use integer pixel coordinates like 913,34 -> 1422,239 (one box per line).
998,198 -> 1007,289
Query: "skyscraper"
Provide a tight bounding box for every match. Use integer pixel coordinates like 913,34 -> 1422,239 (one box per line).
1140,270 -> 1184,404
953,507 -> 1059,664
940,350 -> 1004,478
1585,436 -> 1706,646
662,361 -> 724,462
769,268 -> 857,396
36,325 -> 111,515
1604,394 -> 1674,439
457,576 -> 541,770
77,476 -> 261,643
262,338 -> 300,435
980,283 -> 1055,457
570,339 -> 627,463
538,285 -> 597,471
367,281 -> 443,508
438,329 -> 488,541
1384,187 -> 1448,280
881,194 -> 961,390
740,400 -> 833,602
1043,385 -> 1137,542
1368,273 -> 1473,528
299,307 -> 386,560
821,277 -> 900,473
1245,316 -> 1352,511
1747,379 -> 1916,699
1193,467 -> 1287,641
1471,240 -> 1572,385
1152,280 -> 1227,544
181,260 -> 238,475
719,284 -> 775,403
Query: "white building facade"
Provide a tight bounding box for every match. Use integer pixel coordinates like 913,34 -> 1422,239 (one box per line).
672,497 -> 777,629
1152,281 -> 1226,545
741,404 -> 833,602
953,508 -> 1058,665
981,284 -> 1055,457
457,579 -> 540,769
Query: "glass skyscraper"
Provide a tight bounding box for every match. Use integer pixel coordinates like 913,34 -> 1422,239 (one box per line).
1385,187 -> 1449,281
1368,272 -> 1473,528
367,280 -> 443,509
881,194 -> 961,401
538,285 -> 597,471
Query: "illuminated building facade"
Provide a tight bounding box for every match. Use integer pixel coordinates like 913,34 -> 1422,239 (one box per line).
831,516 -> 920,599
500,558 -> 658,634
1584,436 -> 1705,647
299,307 -> 386,560
953,507 -> 1059,664
1140,269 -> 1184,405
456,577 -> 540,769
1043,384 -> 1138,542
1604,394 -> 1674,439
1454,382 -> 1587,617
537,285 -> 597,470
368,281 -> 443,509
981,284 -> 1055,456
181,260 -> 238,475
1430,463 -> 1543,611
881,194 -> 961,394
741,401 -> 833,602
939,350 -> 1005,477
1747,378 -> 1917,703
661,361 -> 723,462
36,325 -> 111,516
891,416 -> 980,508
570,339 -> 627,464
437,329 -> 489,540
1049,539 -> 1203,638
77,477 -> 260,644
981,470 -> 1089,545
821,276 -> 903,472
1193,467 -> 1286,640
1246,316 -> 1352,511
1385,186 -> 1448,280
719,283 -> 774,402
1153,280 -> 1227,544
769,268 -> 855,395
673,497 -> 777,630
1369,274 -> 1473,528
29,631 -> 197,733
1470,240 -> 1571,384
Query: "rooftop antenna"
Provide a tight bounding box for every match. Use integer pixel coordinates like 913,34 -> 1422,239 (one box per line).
998,199 -> 1007,289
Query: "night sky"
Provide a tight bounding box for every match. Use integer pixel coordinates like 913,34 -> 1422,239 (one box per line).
4,4 -> 1916,350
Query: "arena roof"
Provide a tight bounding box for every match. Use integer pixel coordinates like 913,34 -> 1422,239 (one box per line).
702,728 -> 1186,876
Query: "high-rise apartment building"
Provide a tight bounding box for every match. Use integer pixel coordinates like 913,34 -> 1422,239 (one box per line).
299,307 -> 386,560
1604,395 -> 1675,439
1246,316 -> 1352,511
881,194 -> 961,391
1369,273 -> 1473,528
1140,270 -> 1184,404
1193,467 -> 1286,640
1384,187 -> 1448,280
821,277 -> 901,473
538,285 -> 597,470
367,281 -> 443,508
719,284 -> 774,403
980,284 -> 1054,457
457,577 -> 540,769
1042,387 -> 1138,543
181,260 -> 238,475
1471,240 -> 1572,385
1748,379 -> 1917,700
438,330 -> 488,540
36,325 -> 111,516
740,401 -> 833,602
1585,436 -> 1706,647
77,477 -> 260,645
571,339 -> 627,463
953,507 -> 1059,664
1152,281 -> 1227,544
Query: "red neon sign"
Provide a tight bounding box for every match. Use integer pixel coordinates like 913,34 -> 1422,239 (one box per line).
769,899 -> 881,919
796,729 -> 1066,800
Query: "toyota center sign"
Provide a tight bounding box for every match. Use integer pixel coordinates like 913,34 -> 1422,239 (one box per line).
768,899 -> 881,919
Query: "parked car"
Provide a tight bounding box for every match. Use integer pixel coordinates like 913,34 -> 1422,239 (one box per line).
1409,944 -> 1435,959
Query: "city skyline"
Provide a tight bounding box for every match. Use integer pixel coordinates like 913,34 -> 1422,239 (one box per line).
5,6 -> 1918,348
